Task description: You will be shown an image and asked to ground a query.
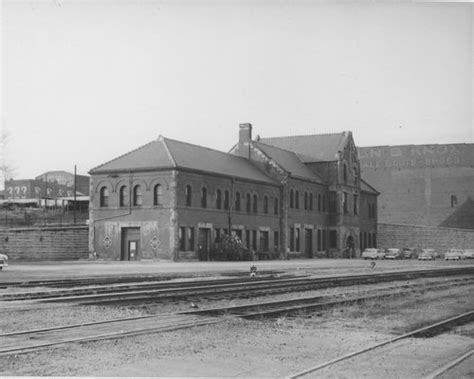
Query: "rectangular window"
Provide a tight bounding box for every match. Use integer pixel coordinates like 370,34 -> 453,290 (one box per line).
274,231 -> 279,251
260,231 -> 269,251
328,192 -> 336,213
215,228 -> 221,243
360,232 -> 363,251
322,230 -> 327,250
289,227 -> 295,251
373,233 -> 377,248
343,192 -> 348,214
179,227 -> 186,251
187,227 -> 195,251
295,228 -> 300,252
317,229 -> 322,251
252,230 -> 257,251
353,194 -> 358,215
329,230 -> 337,249
364,232 -> 367,249
368,233 -> 372,248
322,195 -> 326,212
245,230 -> 250,249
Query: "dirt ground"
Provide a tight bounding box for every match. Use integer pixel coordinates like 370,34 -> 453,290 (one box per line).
0,284 -> 473,377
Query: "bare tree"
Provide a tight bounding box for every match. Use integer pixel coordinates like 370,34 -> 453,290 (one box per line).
0,128 -> 15,186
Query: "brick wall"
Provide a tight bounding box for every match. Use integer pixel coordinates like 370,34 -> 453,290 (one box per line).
0,226 -> 89,260
378,223 -> 474,253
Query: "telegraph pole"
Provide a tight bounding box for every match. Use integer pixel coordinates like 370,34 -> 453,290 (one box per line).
73,165 -> 77,224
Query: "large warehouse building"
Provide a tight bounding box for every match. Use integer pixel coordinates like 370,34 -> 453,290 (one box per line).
89,125 -> 378,261
358,144 -> 474,229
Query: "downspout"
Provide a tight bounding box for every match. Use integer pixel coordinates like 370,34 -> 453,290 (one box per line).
93,172 -> 134,222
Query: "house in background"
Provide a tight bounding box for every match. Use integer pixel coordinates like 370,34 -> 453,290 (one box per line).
89,124 -> 378,261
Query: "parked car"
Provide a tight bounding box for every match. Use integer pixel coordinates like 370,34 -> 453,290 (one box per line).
402,247 -> 419,259
418,249 -> 437,261
462,249 -> 474,260
385,248 -> 403,259
444,248 -> 464,261
362,248 -> 386,260
0,253 -> 8,270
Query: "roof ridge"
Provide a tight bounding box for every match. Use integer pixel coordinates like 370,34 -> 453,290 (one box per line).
89,139 -> 158,173
262,131 -> 347,139
164,136 -> 235,157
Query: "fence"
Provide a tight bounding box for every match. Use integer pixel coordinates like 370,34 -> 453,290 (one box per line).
0,210 -> 89,228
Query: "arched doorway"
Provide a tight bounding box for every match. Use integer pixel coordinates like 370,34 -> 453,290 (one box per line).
345,235 -> 355,259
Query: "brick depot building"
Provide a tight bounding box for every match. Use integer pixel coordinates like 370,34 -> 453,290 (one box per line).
358,144 -> 474,229
89,124 -> 378,261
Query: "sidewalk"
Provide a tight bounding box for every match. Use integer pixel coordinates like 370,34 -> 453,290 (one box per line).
0,259 -> 471,283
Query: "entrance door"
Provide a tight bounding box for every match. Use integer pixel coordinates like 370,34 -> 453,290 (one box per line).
345,235 -> 355,259
305,228 -> 313,257
198,228 -> 211,261
121,227 -> 140,261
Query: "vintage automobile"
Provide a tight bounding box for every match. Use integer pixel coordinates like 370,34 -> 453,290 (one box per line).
462,249 -> 474,259
0,253 -> 8,270
362,248 -> 386,260
385,248 -> 403,259
418,249 -> 437,261
402,247 -> 419,259
444,248 -> 464,261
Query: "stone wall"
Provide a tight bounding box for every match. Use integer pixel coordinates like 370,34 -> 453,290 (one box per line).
0,226 -> 89,261
378,223 -> 474,253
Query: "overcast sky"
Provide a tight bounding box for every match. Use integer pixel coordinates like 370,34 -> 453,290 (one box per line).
1,0 -> 472,181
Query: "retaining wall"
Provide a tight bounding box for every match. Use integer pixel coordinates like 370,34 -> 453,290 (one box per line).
378,223 -> 474,252
0,226 -> 89,261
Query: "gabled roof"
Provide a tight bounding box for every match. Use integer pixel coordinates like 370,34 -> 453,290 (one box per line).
360,178 -> 379,195
90,136 -> 277,184
90,139 -> 174,173
254,142 -> 325,183
259,132 -> 348,162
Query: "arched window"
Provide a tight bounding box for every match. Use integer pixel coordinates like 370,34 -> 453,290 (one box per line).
119,185 -> 128,207
353,165 -> 358,184
153,184 -> 163,206
309,193 -> 313,211
318,194 -> 321,211
100,186 -> 109,207
133,185 -> 142,206
252,194 -> 258,213
263,196 -> 269,214
246,193 -> 251,213
224,190 -> 230,210
235,192 -> 241,211
343,162 -> 348,183
216,189 -> 222,209
295,190 -> 299,209
290,189 -> 294,208
185,185 -> 192,206
322,194 -> 326,212
304,192 -> 308,210
201,187 -> 207,208
274,197 -> 279,215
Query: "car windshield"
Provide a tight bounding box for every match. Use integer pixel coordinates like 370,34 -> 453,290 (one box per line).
448,249 -> 463,253
387,249 -> 399,253
364,249 -> 378,252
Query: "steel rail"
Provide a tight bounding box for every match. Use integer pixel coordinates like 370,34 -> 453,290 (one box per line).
425,348 -> 474,379
51,268 -> 474,306
0,280 -> 471,357
287,310 -> 474,378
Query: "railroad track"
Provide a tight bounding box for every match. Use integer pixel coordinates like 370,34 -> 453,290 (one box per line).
2,267 -> 473,307
287,310 -> 474,378
1,278 -> 471,357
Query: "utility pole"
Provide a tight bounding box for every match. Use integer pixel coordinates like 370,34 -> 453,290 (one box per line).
73,165 -> 77,224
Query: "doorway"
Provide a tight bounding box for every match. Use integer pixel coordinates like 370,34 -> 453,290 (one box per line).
345,235 -> 355,259
198,228 -> 211,260
121,227 -> 140,261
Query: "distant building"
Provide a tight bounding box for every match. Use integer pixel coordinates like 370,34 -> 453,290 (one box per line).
89,124 -> 378,261
36,170 -> 90,196
358,144 -> 474,229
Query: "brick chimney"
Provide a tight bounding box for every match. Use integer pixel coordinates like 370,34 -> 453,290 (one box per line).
238,123 -> 252,159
